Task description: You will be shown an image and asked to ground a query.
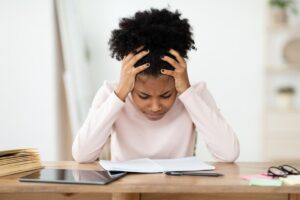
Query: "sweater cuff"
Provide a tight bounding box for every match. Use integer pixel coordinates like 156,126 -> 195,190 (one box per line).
111,91 -> 126,107
178,83 -> 206,104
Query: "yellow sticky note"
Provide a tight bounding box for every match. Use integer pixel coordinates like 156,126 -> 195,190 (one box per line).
280,175 -> 300,185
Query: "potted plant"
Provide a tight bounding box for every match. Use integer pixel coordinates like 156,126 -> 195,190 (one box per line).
276,86 -> 296,110
269,0 -> 298,25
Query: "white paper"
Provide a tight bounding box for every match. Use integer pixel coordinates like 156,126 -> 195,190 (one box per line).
153,157 -> 215,172
100,158 -> 163,173
99,157 -> 215,173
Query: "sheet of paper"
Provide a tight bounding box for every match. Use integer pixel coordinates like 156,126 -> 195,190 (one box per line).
100,158 -> 163,173
153,157 -> 215,172
100,157 -> 215,173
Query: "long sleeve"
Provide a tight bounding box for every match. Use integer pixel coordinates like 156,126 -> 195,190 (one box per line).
178,82 -> 240,162
72,81 -> 125,163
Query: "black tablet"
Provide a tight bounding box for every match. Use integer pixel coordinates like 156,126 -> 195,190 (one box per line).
19,168 -> 127,185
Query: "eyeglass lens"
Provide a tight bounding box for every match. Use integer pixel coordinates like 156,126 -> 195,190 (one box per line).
280,165 -> 300,174
269,167 -> 287,177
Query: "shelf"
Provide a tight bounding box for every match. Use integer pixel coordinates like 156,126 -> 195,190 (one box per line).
264,6 -> 300,162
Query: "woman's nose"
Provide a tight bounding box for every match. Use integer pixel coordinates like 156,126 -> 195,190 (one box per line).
149,100 -> 162,112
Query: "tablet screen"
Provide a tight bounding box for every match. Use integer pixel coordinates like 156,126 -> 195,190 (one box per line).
19,168 -> 127,185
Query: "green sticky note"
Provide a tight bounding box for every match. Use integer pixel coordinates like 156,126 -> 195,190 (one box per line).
249,178 -> 282,187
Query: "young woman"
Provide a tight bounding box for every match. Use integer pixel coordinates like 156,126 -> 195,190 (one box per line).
72,8 -> 239,163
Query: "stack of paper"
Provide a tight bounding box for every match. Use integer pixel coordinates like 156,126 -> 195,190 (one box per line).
0,148 -> 42,177
100,157 -> 215,173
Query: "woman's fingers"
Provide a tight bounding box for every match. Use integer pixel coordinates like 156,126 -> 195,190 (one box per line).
160,69 -> 175,77
122,46 -> 144,64
161,55 -> 180,69
169,49 -> 186,67
133,63 -> 150,74
123,52 -> 134,64
127,49 -> 149,67
135,46 -> 144,53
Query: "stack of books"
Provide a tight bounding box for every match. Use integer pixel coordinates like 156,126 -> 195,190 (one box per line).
0,148 -> 42,177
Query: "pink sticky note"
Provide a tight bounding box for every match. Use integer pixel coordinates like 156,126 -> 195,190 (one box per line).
241,172 -> 274,181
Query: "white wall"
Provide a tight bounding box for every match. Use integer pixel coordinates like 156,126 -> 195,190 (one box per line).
0,0 -> 71,161
0,0 -> 266,161
77,0 -> 265,161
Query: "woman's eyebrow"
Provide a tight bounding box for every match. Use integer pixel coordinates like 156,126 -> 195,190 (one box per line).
138,92 -> 149,96
138,90 -> 171,96
160,90 -> 171,96
139,91 -> 151,96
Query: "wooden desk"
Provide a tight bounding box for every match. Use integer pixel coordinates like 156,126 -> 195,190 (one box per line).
0,161 -> 299,200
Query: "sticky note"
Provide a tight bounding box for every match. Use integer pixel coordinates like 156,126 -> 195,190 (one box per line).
241,174 -> 273,181
280,175 -> 300,185
249,178 -> 282,187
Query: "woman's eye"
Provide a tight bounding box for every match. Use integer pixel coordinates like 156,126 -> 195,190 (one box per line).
138,95 -> 149,99
161,95 -> 171,99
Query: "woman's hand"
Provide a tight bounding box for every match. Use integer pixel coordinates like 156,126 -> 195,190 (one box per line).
160,49 -> 191,94
115,47 -> 150,101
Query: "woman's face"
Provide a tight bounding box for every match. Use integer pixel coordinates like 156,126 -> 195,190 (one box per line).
131,74 -> 177,121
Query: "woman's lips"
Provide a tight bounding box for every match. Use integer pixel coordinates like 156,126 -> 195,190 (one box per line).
145,113 -> 165,120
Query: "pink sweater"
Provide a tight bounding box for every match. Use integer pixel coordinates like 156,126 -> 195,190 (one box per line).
72,81 -> 239,162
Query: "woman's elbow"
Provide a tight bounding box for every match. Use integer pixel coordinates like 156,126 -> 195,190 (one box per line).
72,145 -> 86,163
223,150 -> 239,162
213,141 -> 240,163
220,142 -> 240,162
72,140 -> 92,163
72,141 -> 101,163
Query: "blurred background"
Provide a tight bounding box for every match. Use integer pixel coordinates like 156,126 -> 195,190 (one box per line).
0,0 -> 300,162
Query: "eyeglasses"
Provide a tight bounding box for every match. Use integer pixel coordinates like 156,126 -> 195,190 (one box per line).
268,165 -> 300,177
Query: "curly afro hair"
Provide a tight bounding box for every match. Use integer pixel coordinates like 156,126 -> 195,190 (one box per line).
108,8 -> 196,76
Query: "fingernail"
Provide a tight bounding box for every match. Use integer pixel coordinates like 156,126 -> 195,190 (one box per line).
146,63 -> 150,67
